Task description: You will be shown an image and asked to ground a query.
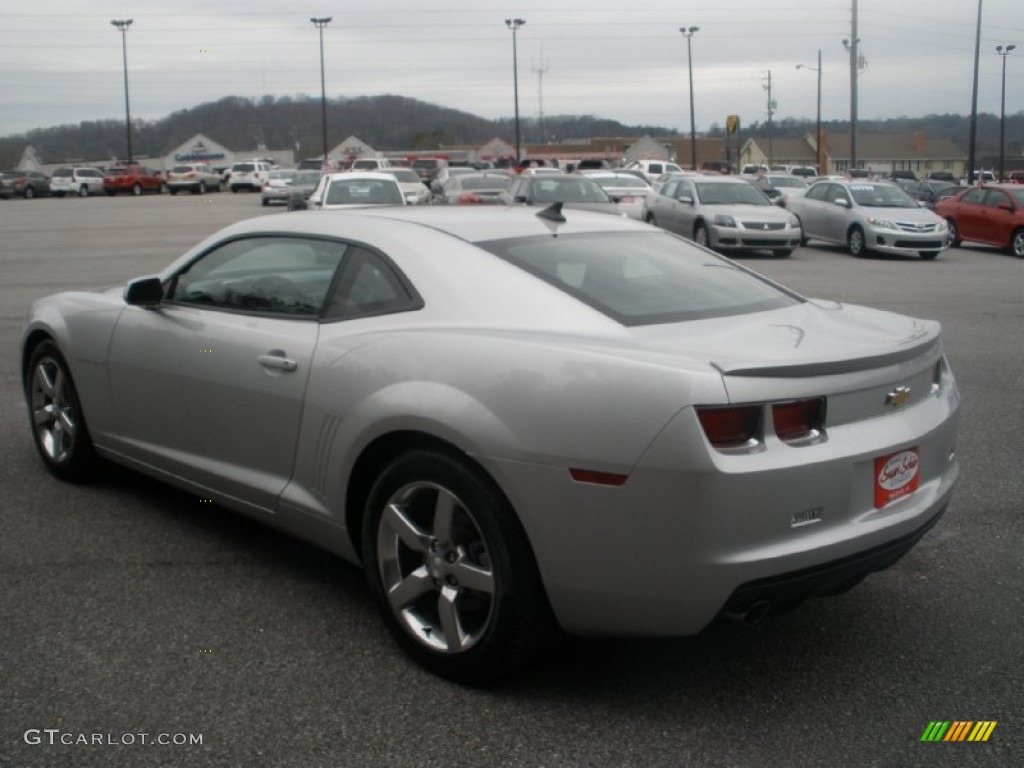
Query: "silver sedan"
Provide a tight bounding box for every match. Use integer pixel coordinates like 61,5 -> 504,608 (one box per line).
643,175 -> 803,257
22,206 -> 959,683
787,178 -> 949,259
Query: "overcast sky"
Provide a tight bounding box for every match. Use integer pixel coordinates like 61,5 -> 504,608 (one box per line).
1,0 -> 1021,139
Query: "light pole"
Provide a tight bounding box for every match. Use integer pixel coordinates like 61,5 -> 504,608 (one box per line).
311,17 -> 332,166
680,26 -> 699,170
967,0 -> 983,183
110,19 -> 133,163
997,44 -> 1016,182
505,18 -> 525,164
797,50 -> 823,173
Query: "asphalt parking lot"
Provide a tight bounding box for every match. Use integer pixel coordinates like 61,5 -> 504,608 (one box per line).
1,193 -> 1021,768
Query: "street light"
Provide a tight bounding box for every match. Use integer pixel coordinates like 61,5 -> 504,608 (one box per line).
997,44 -> 1016,182
796,50 -> 824,173
110,19 -> 133,163
505,18 -> 526,164
311,17 -> 332,166
680,26 -> 699,170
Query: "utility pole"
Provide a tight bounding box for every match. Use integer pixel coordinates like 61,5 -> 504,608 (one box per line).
997,45 -> 1016,182
843,1 -> 867,174
311,17 -> 332,165
533,55 -> 550,144
110,19 -> 134,163
680,26 -> 699,170
506,18 -> 526,163
763,70 -> 777,166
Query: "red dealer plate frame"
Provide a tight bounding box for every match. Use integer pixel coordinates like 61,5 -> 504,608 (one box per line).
874,447 -> 921,509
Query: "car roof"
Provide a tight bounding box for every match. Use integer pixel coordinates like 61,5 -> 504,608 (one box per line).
325,172 -> 400,182
208,204 -> 647,248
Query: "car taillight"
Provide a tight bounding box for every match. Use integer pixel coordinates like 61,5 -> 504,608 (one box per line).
696,405 -> 763,449
458,193 -> 481,204
772,398 -> 825,443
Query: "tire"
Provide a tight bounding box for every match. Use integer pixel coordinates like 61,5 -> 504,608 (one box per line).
231,186 -> 239,193
919,251 -> 940,260
106,190 -> 116,197
362,450 -> 554,683
1011,229 -> 1024,258
946,218 -> 961,247
848,225 -> 867,257
644,213 -> 657,226
78,185 -> 88,197
169,188 -> 179,196
198,181 -> 206,194
24,186 -> 35,199
132,183 -> 142,196
261,198 -> 269,207
694,223 -> 709,249
159,183 -> 168,195
53,192 -> 65,198
25,342 -> 102,482
773,248 -> 794,258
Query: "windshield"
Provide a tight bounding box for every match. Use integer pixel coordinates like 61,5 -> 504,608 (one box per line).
1011,189 -> 1024,206
325,179 -> 403,205
531,178 -> 610,203
460,175 -> 512,191
695,182 -> 771,206
389,169 -> 421,183
849,183 -> 917,208
480,231 -> 800,326
766,176 -> 807,189
592,176 -> 648,190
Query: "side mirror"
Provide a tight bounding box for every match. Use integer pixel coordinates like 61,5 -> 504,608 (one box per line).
678,195 -> 694,205
833,198 -> 850,207
998,202 -> 1013,212
124,276 -> 164,308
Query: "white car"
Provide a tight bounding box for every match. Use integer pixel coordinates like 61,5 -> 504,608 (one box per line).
384,168 -> 431,205
306,172 -> 406,209
626,159 -> 685,183
49,167 -> 105,197
228,161 -> 272,193
580,171 -> 653,220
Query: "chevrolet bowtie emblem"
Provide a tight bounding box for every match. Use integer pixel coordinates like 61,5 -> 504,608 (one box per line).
885,386 -> 911,407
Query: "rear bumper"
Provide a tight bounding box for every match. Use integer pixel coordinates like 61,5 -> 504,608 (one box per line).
716,499 -> 947,620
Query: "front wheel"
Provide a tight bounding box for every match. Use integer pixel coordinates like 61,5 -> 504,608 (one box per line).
362,450 -> 553,683
198,181 -> 206,194
694,223 -> 710,249
1011,228 -> 1024,258
132,183 -> 142,196
78,185 -> 89,197
946,218 -> 961,247
644,212 -> 657,226
24,186 -> 35,199
25,342 -> 101,482
848,225 -> 867,257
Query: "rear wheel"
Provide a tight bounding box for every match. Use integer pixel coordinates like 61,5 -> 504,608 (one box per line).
848,225 -> 867,257
694,223 -> 709,248
25,342 -> 101,482
78,185 -> 88,197
198,181 -> 207,194
169,188 -> 179,195
362,450 -> 553,683
132,183 -> 142,196
24,186 -> 35,199
1011,228 -> 1024,258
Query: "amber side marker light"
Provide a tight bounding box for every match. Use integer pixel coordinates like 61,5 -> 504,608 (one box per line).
569,468 -> 629,486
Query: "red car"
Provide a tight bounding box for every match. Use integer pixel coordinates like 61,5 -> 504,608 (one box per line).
935,184 -> 1024,258
103,165 -> 166,196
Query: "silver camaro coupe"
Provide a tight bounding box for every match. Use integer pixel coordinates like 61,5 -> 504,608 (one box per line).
22,205 -> 960,682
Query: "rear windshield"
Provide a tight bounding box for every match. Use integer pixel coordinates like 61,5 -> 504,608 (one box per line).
172,165 -> 196,173
480,231 -> 801,326
325,179 -> 403,205
52,168 -> 74,177
412,159 -> 440,169
389,169 -> 421,183
460,176 -> 512,191
233,163 -> 256,172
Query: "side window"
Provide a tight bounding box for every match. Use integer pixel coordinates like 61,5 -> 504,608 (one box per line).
661,181 -> 678,198
984,191 -> 1010,209
962,188 -> 987,205
805,184 -> 827,201
324,246 -> 421,320
168,236 -> 346,317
